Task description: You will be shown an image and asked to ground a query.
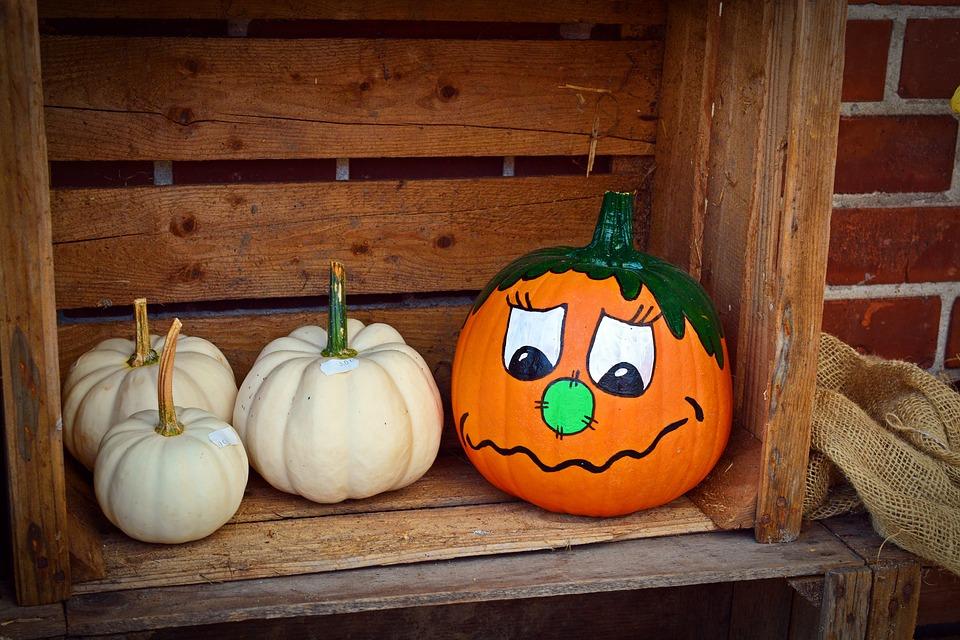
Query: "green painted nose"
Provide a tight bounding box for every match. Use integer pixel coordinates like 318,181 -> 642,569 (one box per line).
537,376 -> 596,437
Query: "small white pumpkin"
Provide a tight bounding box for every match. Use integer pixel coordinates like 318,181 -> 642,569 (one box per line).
95,319 -> 249,544
233,261 -> 442,503
63,298 -> 238,470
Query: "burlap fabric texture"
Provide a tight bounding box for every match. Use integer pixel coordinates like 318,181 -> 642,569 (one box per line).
803,333 -> 960,575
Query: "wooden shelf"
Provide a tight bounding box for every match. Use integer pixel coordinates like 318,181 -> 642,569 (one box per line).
64,521 -> 860,637
68,453 -> 719,594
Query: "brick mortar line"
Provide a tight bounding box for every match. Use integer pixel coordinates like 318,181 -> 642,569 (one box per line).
840,100 -> 951,116
883,14 -> 908,102
848,4 -> 960,19
933,290 -> 958,371
825,283 -> 959,373
824,282 -> 960,300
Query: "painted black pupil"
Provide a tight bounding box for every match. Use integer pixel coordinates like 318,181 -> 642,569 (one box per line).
507,346 -> 553,381
597,362 -> 644,397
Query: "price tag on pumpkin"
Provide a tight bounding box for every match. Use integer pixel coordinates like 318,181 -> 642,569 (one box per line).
321,357 -> 359,376
208,427 -> 242,448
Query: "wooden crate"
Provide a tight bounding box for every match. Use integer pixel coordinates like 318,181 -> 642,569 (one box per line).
0,0 -> 846,607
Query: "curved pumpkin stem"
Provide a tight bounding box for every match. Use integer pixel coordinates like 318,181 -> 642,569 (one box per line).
155,319 -> 184,437
126,298 -> 159,367
322,261 -> 358,359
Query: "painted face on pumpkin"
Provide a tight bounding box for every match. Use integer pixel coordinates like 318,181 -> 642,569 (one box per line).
451,192 -> 732,517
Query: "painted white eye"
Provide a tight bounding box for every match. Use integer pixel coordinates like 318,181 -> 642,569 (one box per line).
502,305 -> 566,381
587,313 -> 655,397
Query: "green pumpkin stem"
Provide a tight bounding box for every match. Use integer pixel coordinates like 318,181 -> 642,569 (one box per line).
126,298 -> 159,367
155,319 -> 184,437
586,191 -> 635,257
322,261 -> 358,359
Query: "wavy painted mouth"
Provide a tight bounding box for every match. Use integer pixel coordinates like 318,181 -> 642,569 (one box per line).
459,396 -> 704,474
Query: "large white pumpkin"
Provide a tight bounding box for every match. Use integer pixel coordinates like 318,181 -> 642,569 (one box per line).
233,262 -> 442,503
63,299 -> 237,470
95,320 -> 249,544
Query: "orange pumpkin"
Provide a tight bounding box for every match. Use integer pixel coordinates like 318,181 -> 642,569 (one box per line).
452,191 -> 732,516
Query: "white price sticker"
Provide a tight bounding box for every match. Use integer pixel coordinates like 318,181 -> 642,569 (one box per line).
321,357 -> 359,376
208,427 -> 242,448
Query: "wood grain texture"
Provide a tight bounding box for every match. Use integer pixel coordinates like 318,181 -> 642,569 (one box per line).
701,0 -> 846,543
0,0 -> 72,605
820,515 -> 922,640
0,585 -> 65,639
916,566 -> 960,627
50,175 -> 647,308
65,523 -> 861,635
865,561 -> 920,640
728,578 -> 794,640
818,567 -> 872,640
686,426 -> 760,530
232,455 -> 511,524
64,462 -> 105,583
647,0 -> 719,277
67,584 -> 733,640
72,497 -> 717,594
41,37 -> 659,160
59,303 -> 470,402
37,0 -> 667,24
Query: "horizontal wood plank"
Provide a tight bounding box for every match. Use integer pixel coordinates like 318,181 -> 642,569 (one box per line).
41,37 -> 660,160
65,523 -> 861,634
38,0 -> 666,24
72,497 -> 717,594
58,304 -> 471,406
0,585 -> 65,639
51,175 -> 647,307
233,455 -> 511,524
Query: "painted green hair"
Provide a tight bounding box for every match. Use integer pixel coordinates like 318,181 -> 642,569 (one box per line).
472,191 -> 725,369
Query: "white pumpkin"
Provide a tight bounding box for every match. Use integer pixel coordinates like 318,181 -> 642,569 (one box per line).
233,262 -> 442,503
63,298 -> 237,470
95,320 -> 249,544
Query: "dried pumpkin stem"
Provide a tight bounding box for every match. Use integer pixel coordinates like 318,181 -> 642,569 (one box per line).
155,319 -> 184,437
321,261 -> 357,359
127,298 -> 159,367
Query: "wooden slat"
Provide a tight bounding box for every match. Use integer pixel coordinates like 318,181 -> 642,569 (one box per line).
728,578 -> 794,640
58,304 -> 470,399
0,585 -> 65,640
916,566 -> 960,627
700,1 -> 846,543
50,175 -> 647,308
73,497 -> 717,594
865,561 -> 920,640
234,456 -> 510,524
0,0 -> 72,605
78,585 -> 733,640
41,37 -> 659,160
818,567 -> 872,640
38,0 -> 667,24
820,515 -> 922,640
686,426 -> 761,530
65,523 -> 862,635
647,0 -> 719,276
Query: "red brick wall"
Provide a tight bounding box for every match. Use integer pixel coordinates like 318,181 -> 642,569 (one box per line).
827,2 -> 960,379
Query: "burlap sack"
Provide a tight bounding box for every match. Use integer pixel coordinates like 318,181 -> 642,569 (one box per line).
804,333 -> 960,575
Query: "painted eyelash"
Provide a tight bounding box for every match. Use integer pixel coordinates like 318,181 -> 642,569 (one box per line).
506,291 -> 536,310
628,304 -> 663,326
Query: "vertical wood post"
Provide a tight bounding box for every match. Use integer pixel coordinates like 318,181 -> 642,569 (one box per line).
697,0 -> 846,542
0,0 -> 72,604
648,0 -> 720,277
